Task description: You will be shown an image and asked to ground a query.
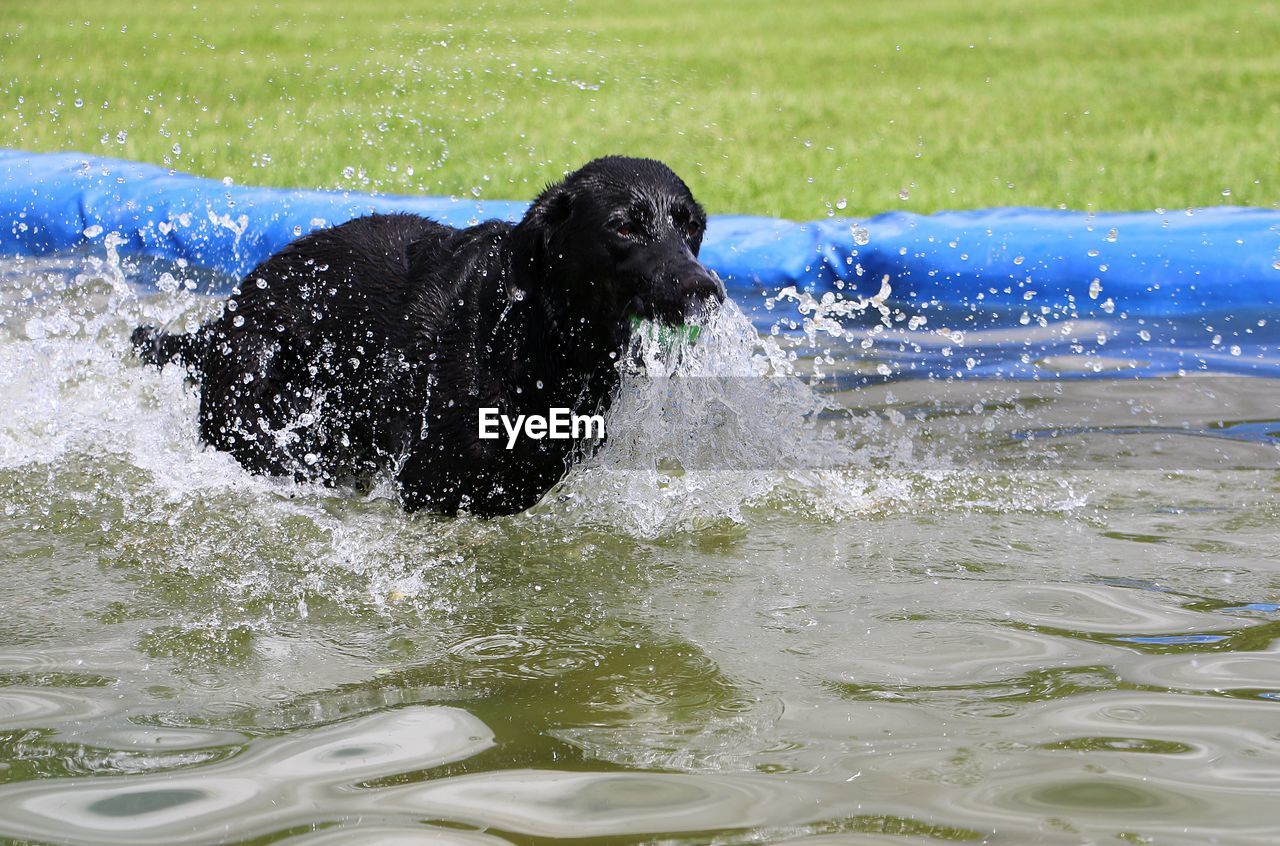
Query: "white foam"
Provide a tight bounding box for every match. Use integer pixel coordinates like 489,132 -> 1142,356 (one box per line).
0,257 -> 1081,611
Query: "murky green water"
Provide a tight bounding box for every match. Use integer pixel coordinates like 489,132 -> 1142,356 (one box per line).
2,258 -> 1279,844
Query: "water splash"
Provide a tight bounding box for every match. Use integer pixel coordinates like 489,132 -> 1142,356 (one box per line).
547,296 -> 1083,536
0,256 -> 1081,616
549,301 -> 868,535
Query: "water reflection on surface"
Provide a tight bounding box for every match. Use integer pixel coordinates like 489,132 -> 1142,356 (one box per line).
0,708 -> 493,844
1,262 -> 1279,844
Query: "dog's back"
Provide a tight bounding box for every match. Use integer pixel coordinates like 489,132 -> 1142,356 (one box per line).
133,213 -> 482,481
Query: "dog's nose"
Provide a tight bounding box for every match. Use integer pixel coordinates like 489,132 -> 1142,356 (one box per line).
677,265 -> 725,305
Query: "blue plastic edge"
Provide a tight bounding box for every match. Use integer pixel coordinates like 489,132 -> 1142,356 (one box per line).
3,149 -> 1279,378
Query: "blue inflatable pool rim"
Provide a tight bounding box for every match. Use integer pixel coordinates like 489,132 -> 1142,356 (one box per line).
3,149 -> 1278,378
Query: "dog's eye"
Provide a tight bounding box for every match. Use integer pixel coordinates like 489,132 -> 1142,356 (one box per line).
673,210 -> 701,240
615,222 -> 636,239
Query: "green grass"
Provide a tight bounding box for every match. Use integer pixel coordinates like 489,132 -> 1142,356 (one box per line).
1,0 -> 1277,219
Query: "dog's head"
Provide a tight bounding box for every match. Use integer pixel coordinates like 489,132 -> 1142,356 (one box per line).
518,156 -> 725,326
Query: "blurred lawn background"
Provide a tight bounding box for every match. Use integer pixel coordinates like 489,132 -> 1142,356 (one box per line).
1,0 -> 1276,219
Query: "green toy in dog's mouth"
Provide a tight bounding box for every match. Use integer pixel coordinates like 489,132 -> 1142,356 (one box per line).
628,315 -> 701,347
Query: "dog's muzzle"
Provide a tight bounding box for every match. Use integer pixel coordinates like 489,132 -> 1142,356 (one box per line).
674,264 -> 725,321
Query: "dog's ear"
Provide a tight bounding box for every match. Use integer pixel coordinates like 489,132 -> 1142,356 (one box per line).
517,181 -> 575,277
524,181 -> 575,234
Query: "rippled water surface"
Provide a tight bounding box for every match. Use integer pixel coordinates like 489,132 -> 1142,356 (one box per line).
1,255 -> 1279,845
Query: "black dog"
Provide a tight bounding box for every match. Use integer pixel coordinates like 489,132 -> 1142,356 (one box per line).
132,156 -> 723,516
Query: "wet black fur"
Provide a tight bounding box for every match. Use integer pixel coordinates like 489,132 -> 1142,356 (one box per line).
132,156 -> 723,516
